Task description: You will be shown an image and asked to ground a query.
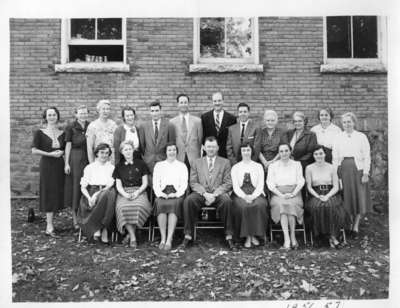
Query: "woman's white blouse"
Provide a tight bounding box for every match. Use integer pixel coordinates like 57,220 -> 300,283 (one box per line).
152,159 -> 188,198
231,161 -> 265,199
332,130 -> 371,174
310,123 -> 342,149
266,159 -> 305,190
123,124 -> 140,150
80,161 -> 115,187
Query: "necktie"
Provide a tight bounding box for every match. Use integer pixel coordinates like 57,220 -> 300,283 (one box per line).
240,123 -> 246,144
154,121 -> 159,142
208,158 -> 214,174
215,113 -> 220,133
181,116 -> 188,141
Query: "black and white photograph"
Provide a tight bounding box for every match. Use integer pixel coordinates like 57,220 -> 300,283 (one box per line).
1,0 -> 399,306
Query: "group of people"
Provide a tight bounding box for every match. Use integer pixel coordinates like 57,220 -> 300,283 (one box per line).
31,92 -> 372,251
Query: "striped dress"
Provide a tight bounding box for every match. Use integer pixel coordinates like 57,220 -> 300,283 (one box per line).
113,159 -> 152,234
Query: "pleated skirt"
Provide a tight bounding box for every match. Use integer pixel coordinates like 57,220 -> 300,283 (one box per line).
305,187 -> 351,237
339,158 -> 372,217
270,185 -> 304,224
232,194 -> 269,238
154,196 -> 183,218
116,187 -> 152,234
77,186 -> 116,238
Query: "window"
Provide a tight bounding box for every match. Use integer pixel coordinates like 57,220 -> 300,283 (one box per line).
322,16 -> 387,73
55,18 -> 129,73
190,17 -> 263,73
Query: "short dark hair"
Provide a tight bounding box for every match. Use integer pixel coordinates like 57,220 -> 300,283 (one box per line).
313,144 -> 326,154
278,142 -> 292,152
204,136 -> 218,145
240,142 -> 254,153
121,106 -> 136,122
317,107 -> 334,121
42,107 -> 60,123
176,94 -> 189,103
164,141 -> 178,154
237,102 -> 250,111
150,100 -> 162,109
94,143 -> 112,157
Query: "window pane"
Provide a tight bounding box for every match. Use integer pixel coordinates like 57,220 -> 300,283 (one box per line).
200,18 -> 225,58
327,16 -> 351,58
69,45 -> 123,62
70,19 -> 95,39
97,18 -> 122,40
226,18 -> 252,58
353,16 -> 378,58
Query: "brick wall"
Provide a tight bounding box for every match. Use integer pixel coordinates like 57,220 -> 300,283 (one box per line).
9,17 -> 388,200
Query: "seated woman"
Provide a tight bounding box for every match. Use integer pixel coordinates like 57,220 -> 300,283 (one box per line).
266,143 -> 305,250
78,143 -> 116,243
113,140 -> 152,248
305,145 -> 350,248
231,143 -> 269,248
153,142 -> 188,251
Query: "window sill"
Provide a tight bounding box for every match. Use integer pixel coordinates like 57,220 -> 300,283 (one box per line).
54,62 -> 130,73
189,63 -> 264,73
320,63 -> 387,74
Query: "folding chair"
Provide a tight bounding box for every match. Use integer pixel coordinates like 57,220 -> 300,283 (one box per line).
269,219 -> 307,245
193,207 -> 224,240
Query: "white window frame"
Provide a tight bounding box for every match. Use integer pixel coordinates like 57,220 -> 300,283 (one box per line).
190,17 -> 263,73
55,18 -> 129,73
321,16 -> 387,73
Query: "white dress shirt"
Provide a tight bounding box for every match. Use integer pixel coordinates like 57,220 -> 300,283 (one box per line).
123,124 -> 139,150
267,159 -> 305,190
311,123 -> 342,149
332,130 -> 371,174
213,110 -> 224,124
153,119 -> 161,134
80,161 -> 115,187
231,160 -> 264,199
152,159 -> 188,197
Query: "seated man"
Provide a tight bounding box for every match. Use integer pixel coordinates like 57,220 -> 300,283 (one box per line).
180,136 -> 234,250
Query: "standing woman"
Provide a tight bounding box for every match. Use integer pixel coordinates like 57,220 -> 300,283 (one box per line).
114,141 -> 152,248
86,99 -> 117,164
153,142 -> 188,251
267,143 -> 305,250
78,143 -> 116,243
113,106 -> 142,165
281,111 -> 317,172
64,105 -> 90,229
32,107 -> 65,237
332,112 -> 372,237
310,108 -> 342,163
231,143 -> 268,248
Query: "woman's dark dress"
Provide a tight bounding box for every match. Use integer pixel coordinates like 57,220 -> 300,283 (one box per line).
32,129 -> 65,213
64,120 -> 89,211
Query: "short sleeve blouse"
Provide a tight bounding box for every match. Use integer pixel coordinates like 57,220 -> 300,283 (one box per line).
113,159 -> 150,187
65,120 -> 89,149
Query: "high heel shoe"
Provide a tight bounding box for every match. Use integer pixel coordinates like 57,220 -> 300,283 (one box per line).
291,242 -> 299,250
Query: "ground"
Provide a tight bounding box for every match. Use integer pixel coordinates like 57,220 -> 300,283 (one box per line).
11,199 -> 389,302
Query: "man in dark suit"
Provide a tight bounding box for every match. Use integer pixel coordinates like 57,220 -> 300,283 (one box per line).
180,136 -> 234,250
226,103 -> 261,165
138,100 -> 176,173
201,92 -> 236,158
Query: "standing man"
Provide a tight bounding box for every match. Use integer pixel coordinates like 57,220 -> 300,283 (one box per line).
226,103 -> 261,166
201,92 -> 236,158
139,100 -> 176,173
180,136 -> 234,250
169,94 -> 203,170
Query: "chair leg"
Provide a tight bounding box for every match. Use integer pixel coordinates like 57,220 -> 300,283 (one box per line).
193,224 -> 197,241
342,229 -> 347,244
78,228 -> 82,242
303,228 -> 307,244
310,230 -> 314,247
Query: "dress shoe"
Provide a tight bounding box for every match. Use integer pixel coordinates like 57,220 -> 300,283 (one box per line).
226,239 -> 235,250
179,238 -> 192,249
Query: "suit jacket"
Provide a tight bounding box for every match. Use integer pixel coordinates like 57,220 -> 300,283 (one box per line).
280,128 -> 318,170
201,109 -> 237,158
138,119 -> 175,173
113,124 -> 142,165
190,156 -> 232,196
169,114 -> 203,166
226,119 -> 261,165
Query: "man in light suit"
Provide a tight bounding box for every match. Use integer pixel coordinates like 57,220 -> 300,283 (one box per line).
138,100 -> 175,173
169,94 -> 203,170
226,102 -> 261,166
201,92 -> 236,158
180,136 -> 234,250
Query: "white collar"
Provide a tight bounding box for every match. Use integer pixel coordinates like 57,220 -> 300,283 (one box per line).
124,124 -> 136,132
